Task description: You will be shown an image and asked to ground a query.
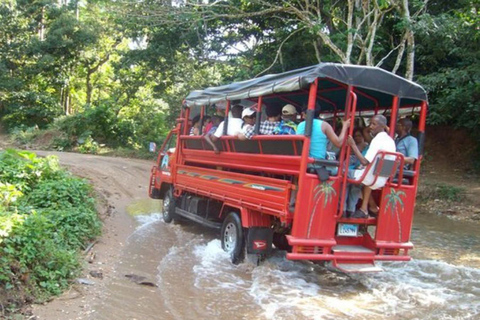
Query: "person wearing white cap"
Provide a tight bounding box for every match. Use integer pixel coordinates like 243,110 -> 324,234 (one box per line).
273,104 -> 298,135
239,105 -> 282,140
236,107 -> 256,139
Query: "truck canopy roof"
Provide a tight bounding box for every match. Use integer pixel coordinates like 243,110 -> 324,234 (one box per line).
184,63 -> 427,111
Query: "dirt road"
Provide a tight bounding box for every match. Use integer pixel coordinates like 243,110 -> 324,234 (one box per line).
32,151 -> 156,320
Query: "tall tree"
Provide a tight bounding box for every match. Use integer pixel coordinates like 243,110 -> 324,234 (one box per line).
121,0 -> 429,79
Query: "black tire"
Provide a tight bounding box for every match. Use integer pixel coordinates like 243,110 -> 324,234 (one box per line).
162,188 -> 176,223
220,212 -> 245,264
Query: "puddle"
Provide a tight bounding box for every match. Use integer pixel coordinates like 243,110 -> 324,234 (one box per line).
126,198 -> 161,216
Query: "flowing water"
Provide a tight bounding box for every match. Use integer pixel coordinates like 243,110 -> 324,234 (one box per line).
91,200 -> 480,320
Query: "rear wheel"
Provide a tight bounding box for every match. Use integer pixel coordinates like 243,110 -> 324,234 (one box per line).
162,188 -> 176,223
221,212 -> 245,264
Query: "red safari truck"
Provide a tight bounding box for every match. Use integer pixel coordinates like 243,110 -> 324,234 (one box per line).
149,63 -> 428,272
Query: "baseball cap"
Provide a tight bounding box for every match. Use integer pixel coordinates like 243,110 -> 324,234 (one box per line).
242,107 -> 256,118
282,104 -> 297,115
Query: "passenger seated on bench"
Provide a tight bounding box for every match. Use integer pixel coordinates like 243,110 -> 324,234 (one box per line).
273,104 -> 298,135
296,108 -> 350,160
236,107 -> 256,138
202,115 -> 212,134
347,115 -> 396,218
189,115 -> 201,136
239,105 -> 281,140
204,104 -> 244,153
343,128 -> 369,217
205,115 -> 223,135
395,117 -> 418,169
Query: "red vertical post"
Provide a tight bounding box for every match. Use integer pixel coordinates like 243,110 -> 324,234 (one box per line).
199,105 -> 205,135
291,80 -> 318,237
183,107 -> 190,136
389,96 -> 399,137
413,101 -> 428,184
222,100 -> 231,136
418,101 -> 427,132
336,89 -> 357,218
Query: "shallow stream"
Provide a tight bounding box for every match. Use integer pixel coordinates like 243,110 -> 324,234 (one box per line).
91,200 -> 480,320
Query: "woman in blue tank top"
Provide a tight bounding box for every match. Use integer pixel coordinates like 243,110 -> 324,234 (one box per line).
297,110 -> 350,159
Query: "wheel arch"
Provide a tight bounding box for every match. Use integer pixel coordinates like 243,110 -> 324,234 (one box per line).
220,203 -> 271,228
157,183 -> 172,200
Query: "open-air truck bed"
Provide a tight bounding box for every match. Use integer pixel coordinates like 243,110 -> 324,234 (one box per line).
149,63 -> 428,273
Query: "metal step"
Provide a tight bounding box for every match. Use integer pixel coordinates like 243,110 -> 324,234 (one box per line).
332,245 -> 375,254
334,262 -> 383,273
175,208 -> 222,229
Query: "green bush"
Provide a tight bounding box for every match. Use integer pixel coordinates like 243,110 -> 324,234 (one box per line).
24,176 -> 95,210
0,149 -> 63,193
435,184 -> 465,202
0,149 -> 101,305
419,182 -> 466,203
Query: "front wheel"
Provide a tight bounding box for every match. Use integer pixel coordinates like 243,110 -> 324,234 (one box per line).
162,188 -> 176,223
221,212 -> 245,264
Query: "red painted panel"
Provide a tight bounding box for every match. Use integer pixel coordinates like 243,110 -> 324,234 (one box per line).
376,185 -> 416,243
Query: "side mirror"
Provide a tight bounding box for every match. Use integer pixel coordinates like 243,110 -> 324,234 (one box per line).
149,142 -> 157,153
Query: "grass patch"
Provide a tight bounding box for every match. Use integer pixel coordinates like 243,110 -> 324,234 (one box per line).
418,182 -> 466,202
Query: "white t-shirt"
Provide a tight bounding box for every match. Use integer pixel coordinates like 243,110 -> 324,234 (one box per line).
214,118 -> 244,137
354,131 -> 396,190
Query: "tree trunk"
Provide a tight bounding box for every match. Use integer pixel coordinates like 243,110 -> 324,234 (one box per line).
402,0 -> 415,80
86,71 -> 93,105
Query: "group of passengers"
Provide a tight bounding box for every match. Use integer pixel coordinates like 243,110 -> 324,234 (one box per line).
191,103 -> 418,219
202,104 -> 302,152
346,116 -> 418,218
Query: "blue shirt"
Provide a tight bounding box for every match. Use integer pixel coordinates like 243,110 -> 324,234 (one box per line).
396,135 -> 418,159
297,119 -> 327,159
348,146 -> 368,169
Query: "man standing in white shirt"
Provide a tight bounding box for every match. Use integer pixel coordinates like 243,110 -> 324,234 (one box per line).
347,115 -> 396,218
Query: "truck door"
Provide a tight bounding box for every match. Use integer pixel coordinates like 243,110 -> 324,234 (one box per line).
150,131 -> 177,198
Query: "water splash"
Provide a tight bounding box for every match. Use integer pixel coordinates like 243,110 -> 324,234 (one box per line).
189,240 -> 480,320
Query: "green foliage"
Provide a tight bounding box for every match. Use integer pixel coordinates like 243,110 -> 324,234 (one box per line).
435,184 -> 466,203
0,149 -> 63,193
419,182 -> 466,203
416,9 -> 480,138
23,177 -> 95,210
0,149 -> 101,304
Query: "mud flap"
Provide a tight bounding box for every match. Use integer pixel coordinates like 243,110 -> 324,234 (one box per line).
246,227 -> 273,255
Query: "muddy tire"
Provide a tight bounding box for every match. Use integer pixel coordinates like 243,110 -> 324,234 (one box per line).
221,212 -> 245,264
162,188 -> 176,223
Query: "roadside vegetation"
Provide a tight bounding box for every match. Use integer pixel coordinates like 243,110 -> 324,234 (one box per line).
0,149 -> 101,316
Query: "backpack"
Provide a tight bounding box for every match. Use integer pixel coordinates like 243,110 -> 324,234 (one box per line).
273,120 -> 297,135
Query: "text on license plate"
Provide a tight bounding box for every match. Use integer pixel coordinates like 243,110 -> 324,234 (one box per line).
337,223 -> 358,237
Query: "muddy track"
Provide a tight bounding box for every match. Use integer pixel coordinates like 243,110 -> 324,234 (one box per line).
32,151 -> 157,320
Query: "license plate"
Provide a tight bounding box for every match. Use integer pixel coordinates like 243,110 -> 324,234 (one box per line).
337,223 -> 359,237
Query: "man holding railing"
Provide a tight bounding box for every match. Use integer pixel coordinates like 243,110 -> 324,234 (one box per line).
347,115 -> 396,219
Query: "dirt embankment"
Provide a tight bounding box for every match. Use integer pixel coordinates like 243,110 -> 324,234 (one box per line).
418,126 -> 480,221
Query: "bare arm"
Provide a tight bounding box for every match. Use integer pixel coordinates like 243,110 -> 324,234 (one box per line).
236,132 -> 247,140
347,136 -> 369,166
404,157 -> 415,165
323,119 -> 350,148
204,134 -> 219,154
